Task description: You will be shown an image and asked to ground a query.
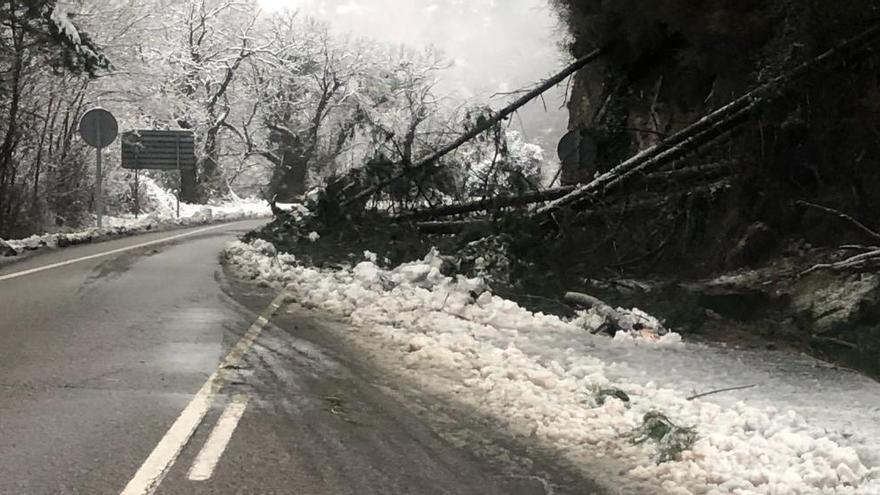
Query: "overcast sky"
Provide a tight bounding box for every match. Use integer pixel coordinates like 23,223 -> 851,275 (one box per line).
257,0 -> 571,151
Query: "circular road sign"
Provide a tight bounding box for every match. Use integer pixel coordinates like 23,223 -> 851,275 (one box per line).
557,129 -> 581,167
557,128 -> 598,168
79,108 -> 118,148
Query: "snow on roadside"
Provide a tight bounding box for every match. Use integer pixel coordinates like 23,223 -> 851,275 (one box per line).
3,180 -> 270,255
226,239 -> 880,495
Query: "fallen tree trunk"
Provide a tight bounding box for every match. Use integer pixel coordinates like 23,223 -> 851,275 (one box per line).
595,113 -> 747,196
398,162 -> 734,223
538,94 -> 751,214
565,292 -> 628,335
565,291 -> 669,336
395,186 -> 575,221
415,220 -> 492,235
342,48 -> 605,207
539,22 -> 880,215
802,248 -> 880,275
565,292 -> 636,335
410,178 -> 731,235
796,200 -> 880,244
564,178 -> 732,228
565,291 -> 617,313
636,161 -> 737,186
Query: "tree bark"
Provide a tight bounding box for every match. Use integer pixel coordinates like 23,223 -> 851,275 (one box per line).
198,123 -> 222,201
177,120 -> 199,203
269,152 -> 308,201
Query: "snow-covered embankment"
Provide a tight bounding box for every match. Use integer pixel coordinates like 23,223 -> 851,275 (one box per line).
2,179 -> 270,256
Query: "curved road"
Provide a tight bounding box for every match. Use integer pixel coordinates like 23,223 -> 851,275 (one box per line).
0,221 -> 593,495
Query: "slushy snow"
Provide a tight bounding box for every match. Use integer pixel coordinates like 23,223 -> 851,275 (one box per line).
226,239 -> 880,495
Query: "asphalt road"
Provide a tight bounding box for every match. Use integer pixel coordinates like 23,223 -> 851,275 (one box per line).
0,221 -> 600,495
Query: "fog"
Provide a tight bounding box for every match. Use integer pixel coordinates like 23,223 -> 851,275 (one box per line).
258,0 -> 571,154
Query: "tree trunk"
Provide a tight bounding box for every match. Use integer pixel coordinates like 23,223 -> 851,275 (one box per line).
180,166 -> 199,204
395,186 -> 575,221
198,125 -> 222,201
177,119 -> 199,203
268,151 -> 308,202
0,10 -> 25,237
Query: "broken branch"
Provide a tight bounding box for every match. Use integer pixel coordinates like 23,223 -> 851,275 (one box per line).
686,384 -> 758,401
796,200 -> 880,244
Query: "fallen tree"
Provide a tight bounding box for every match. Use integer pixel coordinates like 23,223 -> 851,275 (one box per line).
394,186 -> 574,222
371,23 -> 880,224
565,291 -> 669,336
537,22 -> 880,215
394,161 -> 736,222
797,200 -> 880,275
341,48 -> 605,207
309,22 -> 880,225
636,161 -> 736,186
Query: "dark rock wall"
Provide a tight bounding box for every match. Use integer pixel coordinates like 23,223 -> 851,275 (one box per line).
539,1 -> 880,376
549,0 -> 880,274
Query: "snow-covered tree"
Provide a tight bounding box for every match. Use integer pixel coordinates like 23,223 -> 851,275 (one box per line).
0,0 -> 109,236
229,14 -> 369,200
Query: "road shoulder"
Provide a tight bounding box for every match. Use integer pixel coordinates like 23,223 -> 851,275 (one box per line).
217,274 -> 606,495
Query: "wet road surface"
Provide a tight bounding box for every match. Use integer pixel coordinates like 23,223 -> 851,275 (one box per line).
0,221 -> 599,495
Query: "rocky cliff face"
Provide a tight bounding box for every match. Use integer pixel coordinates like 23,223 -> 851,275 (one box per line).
548,1 -> 880,268
544,0 -> 880,375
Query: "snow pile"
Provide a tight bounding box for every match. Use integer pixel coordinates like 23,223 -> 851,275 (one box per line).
4,182 -> 271,255
139,177 -> 270,221
226,241 -> 880,495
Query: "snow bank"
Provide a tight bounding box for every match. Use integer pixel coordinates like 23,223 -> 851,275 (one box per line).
226,241 -> 880,495
4,181 -> 271,255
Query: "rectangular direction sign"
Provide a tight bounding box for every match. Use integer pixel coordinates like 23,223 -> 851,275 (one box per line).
121,130 -> 197,170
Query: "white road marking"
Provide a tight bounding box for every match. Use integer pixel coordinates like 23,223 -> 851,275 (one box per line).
120,292 -> 287,495
120,371 -> 221,495
187,395 -> 251,481
0,224 -> 230,282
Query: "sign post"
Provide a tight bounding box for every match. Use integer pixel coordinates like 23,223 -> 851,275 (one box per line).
79,108 -> 118,228
134,168 -> 140,218
176,133 -> 181,219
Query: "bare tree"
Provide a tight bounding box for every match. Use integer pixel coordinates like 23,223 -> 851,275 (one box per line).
166,0 -> 268,201
229,16 -> 367,201
0,1 -> 108,236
